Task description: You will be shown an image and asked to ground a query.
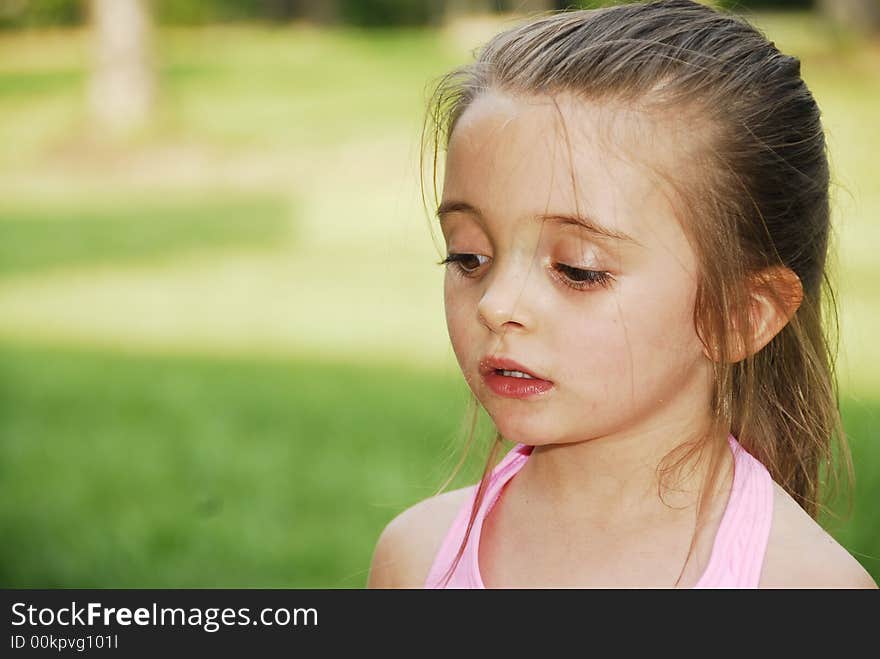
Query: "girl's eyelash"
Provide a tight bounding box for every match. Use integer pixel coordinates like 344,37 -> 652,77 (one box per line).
437,253 -> 613,290
551,263 -> 613,290
437,253 -> 487,275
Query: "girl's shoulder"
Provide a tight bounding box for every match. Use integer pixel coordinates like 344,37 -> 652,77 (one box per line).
367,485 -> 476,588
759,481 -> 877,588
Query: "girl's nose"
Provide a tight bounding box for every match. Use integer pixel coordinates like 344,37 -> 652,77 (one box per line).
476,263 -> 534,334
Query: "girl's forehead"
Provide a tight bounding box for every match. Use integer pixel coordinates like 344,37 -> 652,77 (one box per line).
444,90 -> 688,242
449,89 -> 679,178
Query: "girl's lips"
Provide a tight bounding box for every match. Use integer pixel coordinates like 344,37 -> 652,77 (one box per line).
479,355 -> 548,380
481,370 -> 554,399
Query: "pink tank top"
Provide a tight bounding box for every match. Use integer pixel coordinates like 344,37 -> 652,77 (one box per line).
425,433 -> 775,588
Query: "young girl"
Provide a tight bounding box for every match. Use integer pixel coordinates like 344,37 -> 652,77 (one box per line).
368,0 -> 877,588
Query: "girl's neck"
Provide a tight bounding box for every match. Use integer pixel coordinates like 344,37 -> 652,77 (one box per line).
518,421 -> 732,526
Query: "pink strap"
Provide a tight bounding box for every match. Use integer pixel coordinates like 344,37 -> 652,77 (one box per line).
693,436 -> 775,588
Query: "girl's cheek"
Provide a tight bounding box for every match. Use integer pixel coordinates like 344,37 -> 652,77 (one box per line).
558,310 -> 636,377
444,296 -> 473,351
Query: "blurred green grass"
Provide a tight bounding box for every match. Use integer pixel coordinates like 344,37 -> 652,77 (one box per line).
0,342 -> 488,587
0,24 -> 461,161
0,11 -> 877,586
0,194 -> 292,276
0,69 -> 83,97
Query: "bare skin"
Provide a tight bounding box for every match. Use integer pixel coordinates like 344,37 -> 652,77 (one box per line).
367,89 -> 877,589
368,476 -> 878,588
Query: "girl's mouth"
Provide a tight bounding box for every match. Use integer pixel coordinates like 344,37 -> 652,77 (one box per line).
482,368 -> 554,399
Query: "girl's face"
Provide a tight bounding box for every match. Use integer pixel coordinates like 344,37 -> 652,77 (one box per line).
439,89 -> 713,446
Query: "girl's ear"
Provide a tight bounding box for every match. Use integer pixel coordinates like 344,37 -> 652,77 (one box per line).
703,266 -> 804,363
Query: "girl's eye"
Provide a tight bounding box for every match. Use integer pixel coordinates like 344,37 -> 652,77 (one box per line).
437,253 -> 613,291
437,252 -> 489,276
552,263 -> 613,290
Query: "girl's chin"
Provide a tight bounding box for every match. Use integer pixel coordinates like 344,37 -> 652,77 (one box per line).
488,415 -> 558,445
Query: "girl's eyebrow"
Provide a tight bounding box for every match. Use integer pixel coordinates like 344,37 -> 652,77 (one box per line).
436,199 -> 642,247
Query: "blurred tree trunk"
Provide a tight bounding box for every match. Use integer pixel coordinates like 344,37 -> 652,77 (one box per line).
88,0 -> 155,135
816,0 -> 880,35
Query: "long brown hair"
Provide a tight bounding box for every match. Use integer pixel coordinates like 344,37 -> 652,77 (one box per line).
419,0 -> 853,587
